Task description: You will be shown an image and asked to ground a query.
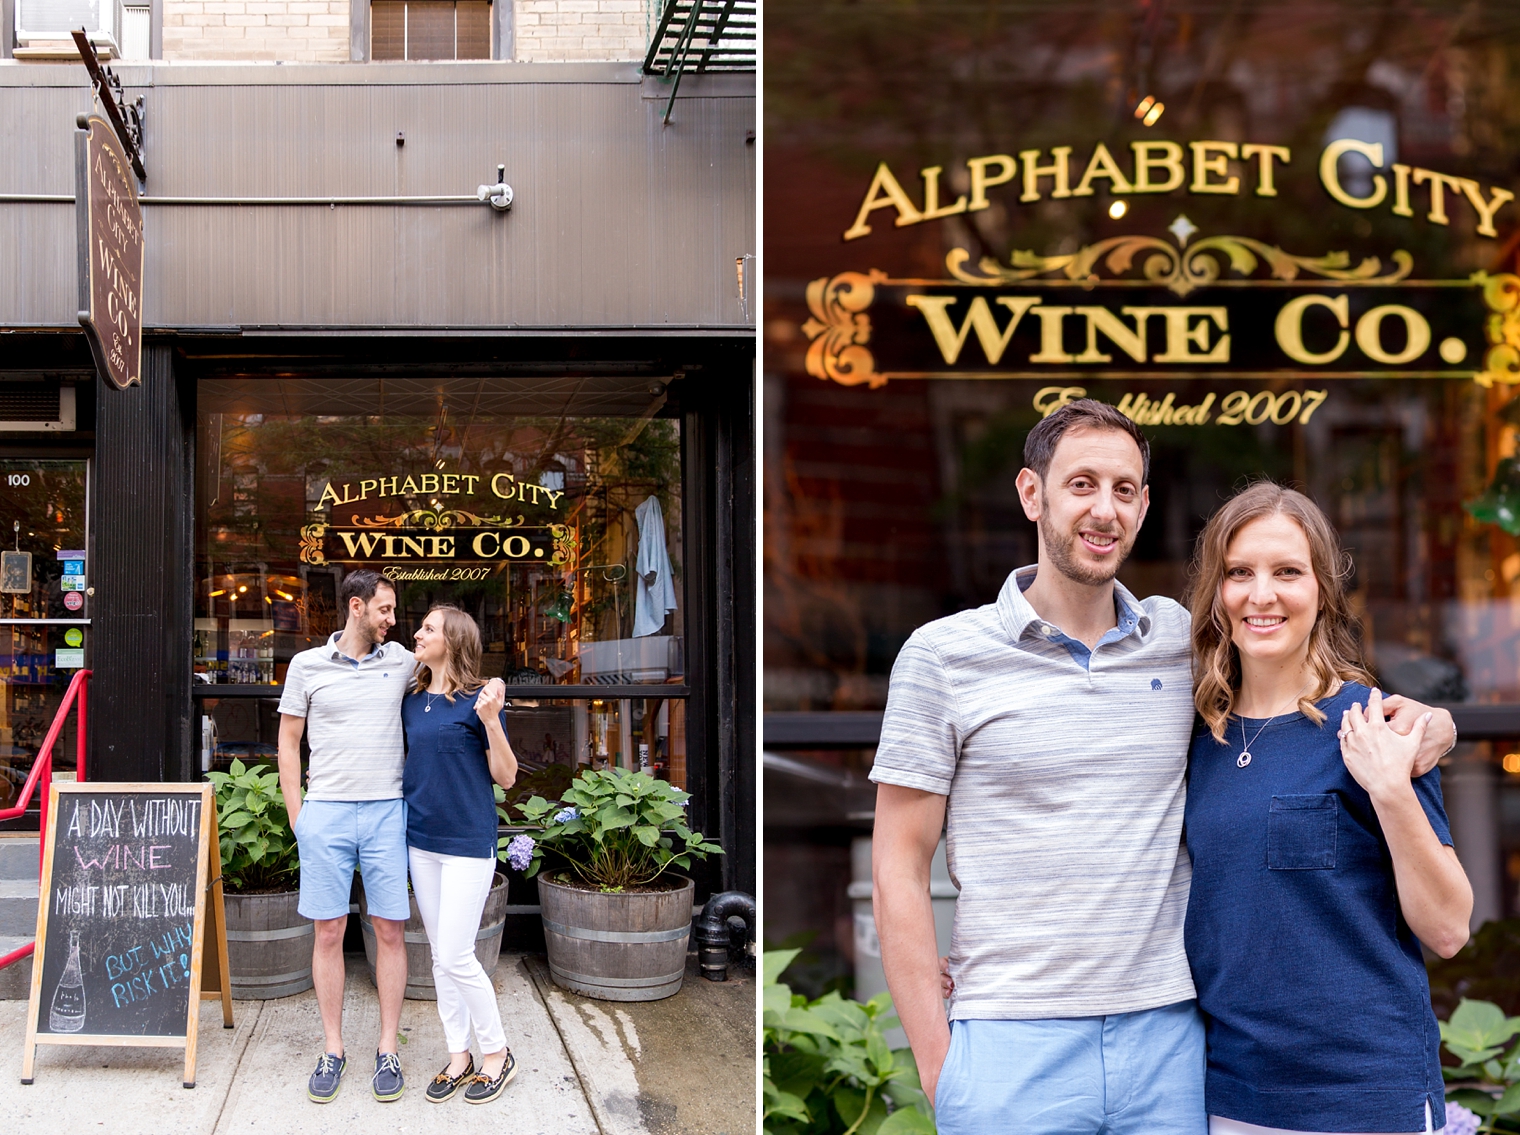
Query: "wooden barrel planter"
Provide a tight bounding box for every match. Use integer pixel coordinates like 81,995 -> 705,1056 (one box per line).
538,873 -> 694,1002
358,872 -> 510,1000
222,889 -> 314,999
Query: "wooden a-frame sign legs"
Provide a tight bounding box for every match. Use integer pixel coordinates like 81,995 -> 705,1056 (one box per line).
21,783 -> 233,1088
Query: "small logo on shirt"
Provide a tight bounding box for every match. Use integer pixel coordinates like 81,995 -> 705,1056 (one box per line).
1151,678 -> 1163,690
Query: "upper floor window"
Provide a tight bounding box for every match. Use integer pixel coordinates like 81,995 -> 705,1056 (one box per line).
371,0 -> 489,60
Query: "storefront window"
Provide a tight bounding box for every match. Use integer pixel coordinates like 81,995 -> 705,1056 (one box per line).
766,0 -> 1520,962
0,459 -> 88,797
194,377 -> 688,788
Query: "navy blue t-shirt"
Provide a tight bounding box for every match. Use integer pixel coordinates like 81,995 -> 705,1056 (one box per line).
401,687 -> 508,859
1184,682 -> 1452,1133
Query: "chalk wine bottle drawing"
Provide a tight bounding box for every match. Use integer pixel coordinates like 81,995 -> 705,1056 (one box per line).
49,930 -> 86,1032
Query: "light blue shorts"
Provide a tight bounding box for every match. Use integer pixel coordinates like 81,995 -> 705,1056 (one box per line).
934,1000 -> 1207,1135
294,799 -> 410,922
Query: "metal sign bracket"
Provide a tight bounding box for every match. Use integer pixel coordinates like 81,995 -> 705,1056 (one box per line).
70,29 -> 146,185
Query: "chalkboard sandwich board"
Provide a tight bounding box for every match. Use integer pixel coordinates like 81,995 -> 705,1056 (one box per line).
22,783 -> 233,1088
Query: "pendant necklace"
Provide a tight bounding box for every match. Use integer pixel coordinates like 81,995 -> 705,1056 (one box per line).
425,690 -> 441,713
1236,684 -> 1308,768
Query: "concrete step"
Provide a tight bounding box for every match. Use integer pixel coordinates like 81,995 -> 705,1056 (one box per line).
0,880 -> 39,938
0,936 -> 33,1000
0,837 -> 39,881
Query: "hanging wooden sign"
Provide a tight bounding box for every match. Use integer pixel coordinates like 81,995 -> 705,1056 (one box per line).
74,115 -> 144,391
21,783 -> 232,1088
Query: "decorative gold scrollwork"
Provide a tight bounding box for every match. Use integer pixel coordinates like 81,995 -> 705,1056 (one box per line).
549,523 -> 577,569
801,270 -> 887,388
299,524 -> 328,566
1473,271 -> 1520,388
947,236 -> 1413,297
341,508 -> 526,530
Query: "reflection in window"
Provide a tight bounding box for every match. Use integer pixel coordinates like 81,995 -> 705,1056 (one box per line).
200,695 -> 687,790
0,460 -> 88,790
194,379 -> 683,688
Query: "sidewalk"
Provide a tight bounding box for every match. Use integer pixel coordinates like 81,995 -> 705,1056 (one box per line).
0,952 -> 755,1133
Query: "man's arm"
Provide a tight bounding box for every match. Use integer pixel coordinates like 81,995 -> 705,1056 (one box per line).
1379,694 -> 1455,777
872,783 -> 950,1106
277,713 -> 307,825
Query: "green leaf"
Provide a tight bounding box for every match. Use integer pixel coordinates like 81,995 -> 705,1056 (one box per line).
633,825 -> 661,847
809,997 -> 870,1035
598,806 -> 637,831
877,1108 -> 937,1135
763,983 -> 794,1018
763,1087 -> 811,1124
1449,1044 -> 1507,1067
866,1030 -> 895,1077
778,1008 -> 841,1041
831,1086 -> 887,1135
766,948 -> 802,996
1449,1088 -> 1499,1117
1444,1000 -> 1520,1054
1497,1084 -> 1520,1117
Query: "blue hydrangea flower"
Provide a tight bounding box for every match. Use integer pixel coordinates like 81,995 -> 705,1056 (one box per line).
1444,1104 -> 1480,1135
553,807 -> 579,824
505,834 -> 534,872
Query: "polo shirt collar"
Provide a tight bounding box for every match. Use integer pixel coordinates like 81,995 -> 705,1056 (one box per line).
996,564 -> 1151,644
328,632 -> 382,663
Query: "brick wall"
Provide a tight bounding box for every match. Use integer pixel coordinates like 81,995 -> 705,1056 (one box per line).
163,0 -> 351,61
513,0 -> 652,62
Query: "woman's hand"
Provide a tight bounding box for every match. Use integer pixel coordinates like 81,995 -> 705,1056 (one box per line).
476,678 -> 506,724
1340,688 -> 1429,806
1340,689 -> 1474,958
477,679 -> 517,790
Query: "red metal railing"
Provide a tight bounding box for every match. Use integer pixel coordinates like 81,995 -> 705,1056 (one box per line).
0,669 -> 91,971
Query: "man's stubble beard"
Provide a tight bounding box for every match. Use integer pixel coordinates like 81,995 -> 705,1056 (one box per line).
362,600 -> 394,646
1039,494 -> 1134,587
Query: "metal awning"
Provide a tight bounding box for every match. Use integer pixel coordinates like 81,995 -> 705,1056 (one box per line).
643,0 -> 756,123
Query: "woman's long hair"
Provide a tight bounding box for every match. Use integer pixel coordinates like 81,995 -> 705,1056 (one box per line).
412,605 -> 487,701
1187,482 -> 1373,741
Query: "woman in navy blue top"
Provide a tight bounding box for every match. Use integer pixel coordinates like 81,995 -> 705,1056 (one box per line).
404,604 -> 519,1105
1184,483 -> 1473,1135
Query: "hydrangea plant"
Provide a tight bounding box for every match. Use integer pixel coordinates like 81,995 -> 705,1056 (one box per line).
764,948 -> 933,1135
496,766 -> 721,890
205,760 -> 300,894
1442,998 -> 1520,1134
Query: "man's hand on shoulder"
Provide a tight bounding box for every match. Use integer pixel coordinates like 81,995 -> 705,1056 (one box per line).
1377,694 -> 1455,777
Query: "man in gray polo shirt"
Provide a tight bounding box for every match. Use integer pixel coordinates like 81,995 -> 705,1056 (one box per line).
870,400 -> 1453,1134
278,568 -> 414,1104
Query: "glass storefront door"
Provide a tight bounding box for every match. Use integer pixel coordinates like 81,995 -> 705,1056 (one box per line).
0,458 -> 89,811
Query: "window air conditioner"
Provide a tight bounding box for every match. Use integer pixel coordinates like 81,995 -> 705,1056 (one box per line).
14,0 -> 121,55
0,386 -> 77,433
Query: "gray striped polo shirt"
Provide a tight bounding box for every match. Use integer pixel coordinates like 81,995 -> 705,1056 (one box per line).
277,635 -> 417,801
870,565 -> 1198,1020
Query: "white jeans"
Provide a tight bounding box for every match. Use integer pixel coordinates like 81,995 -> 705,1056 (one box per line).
1210,1099 -> 1439,1135
407,846 -> 506,1054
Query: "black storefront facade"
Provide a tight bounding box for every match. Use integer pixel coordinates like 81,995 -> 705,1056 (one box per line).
0,61 -> 756,911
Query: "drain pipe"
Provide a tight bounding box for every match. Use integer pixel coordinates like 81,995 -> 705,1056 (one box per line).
694,891 -> 756,982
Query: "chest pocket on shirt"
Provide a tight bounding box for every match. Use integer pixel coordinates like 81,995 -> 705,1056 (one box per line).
438,721 -> 476,754
1267,794 -> 1338,870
